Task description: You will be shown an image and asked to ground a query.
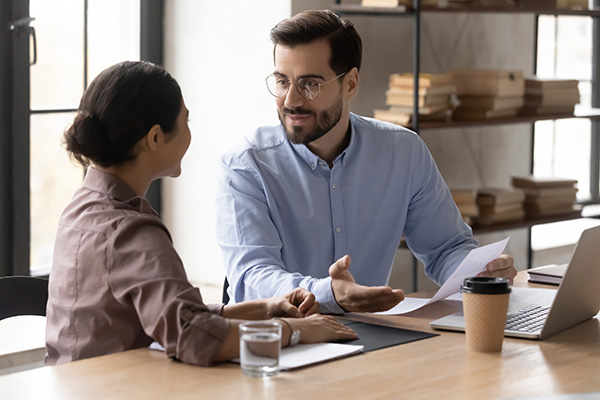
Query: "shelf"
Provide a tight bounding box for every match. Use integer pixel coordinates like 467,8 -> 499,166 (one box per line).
417,107 -> 600,130
398,206 -> 600,249
331,4 -> 600,17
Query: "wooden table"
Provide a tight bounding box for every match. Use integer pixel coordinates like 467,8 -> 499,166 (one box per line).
2,272 -> 599,400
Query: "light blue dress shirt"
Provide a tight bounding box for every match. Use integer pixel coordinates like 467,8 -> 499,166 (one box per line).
216,113 -> 478,313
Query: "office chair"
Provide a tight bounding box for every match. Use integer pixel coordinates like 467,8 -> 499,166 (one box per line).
0,276 -> 49,321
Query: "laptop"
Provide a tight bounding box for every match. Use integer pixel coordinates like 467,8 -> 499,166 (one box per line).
430,225 -> 600,339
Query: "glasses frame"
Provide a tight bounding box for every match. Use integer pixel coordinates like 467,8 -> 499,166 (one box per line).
265,71 -> 347,101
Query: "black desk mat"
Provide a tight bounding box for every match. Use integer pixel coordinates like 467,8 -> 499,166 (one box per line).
336,319 -> 439,352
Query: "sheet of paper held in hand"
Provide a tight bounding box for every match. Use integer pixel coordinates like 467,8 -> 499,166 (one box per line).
376,237 -> 510,315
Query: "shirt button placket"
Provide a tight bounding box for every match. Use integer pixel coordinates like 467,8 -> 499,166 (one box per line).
330,164 -> 345,258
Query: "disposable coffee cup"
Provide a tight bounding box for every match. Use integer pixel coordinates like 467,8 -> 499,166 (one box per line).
239,321 -> 281,378
461,277 -> 512,352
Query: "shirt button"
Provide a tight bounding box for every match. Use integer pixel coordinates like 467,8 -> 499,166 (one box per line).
310,163 -> 316,169
336,227 -> 341,233
332,183 -> 337,189
319,160 -> 326,166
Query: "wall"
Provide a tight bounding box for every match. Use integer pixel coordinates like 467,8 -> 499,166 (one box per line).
162,0 -> 290,285
163,0 -> 536,291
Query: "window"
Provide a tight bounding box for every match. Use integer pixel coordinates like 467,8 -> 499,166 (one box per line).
531,14 -> 600,259
1,0 -> 144,277
29,0 -> 141,275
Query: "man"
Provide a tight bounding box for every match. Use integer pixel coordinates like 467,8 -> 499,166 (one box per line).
216,10 -> 516,314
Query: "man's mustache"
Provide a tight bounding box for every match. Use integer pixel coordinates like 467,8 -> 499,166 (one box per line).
282,107 -> 315,116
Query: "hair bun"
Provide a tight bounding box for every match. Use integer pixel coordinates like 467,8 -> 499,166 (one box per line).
64,111 -> 111,167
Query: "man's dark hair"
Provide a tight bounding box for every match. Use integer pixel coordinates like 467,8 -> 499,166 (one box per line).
270,9 -> 362,74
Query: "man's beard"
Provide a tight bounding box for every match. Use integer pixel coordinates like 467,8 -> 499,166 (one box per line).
278,98 -> 343,145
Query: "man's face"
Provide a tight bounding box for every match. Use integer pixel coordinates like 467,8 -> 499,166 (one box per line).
273,39 -> 345,145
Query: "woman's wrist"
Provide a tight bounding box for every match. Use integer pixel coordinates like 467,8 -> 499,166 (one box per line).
275,318 -> 293,347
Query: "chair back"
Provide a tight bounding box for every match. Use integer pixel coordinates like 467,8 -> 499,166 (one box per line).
0,276 -> 49,321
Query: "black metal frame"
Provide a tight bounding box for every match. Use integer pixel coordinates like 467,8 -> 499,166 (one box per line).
1,0 -> 31,276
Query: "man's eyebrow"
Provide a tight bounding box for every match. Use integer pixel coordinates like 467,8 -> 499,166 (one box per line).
272,71 -> 326,80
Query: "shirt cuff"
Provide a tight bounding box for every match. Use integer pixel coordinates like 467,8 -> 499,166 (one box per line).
312,277 -> 345,315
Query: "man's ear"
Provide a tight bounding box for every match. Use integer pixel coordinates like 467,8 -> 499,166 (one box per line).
345,67 -> 359,100
145,124 -> 162,151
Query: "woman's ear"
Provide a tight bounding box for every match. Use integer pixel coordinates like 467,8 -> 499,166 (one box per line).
144,124 -> 162,151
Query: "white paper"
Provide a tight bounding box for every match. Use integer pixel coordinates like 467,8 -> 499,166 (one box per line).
277,343 -> 363,370
377,237 -> 509,315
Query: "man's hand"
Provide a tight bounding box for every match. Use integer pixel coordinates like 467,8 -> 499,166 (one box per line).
477,254 -> 517,284
330,255 -> 404,313
266,288 -> 320,318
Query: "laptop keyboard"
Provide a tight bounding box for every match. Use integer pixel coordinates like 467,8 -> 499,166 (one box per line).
505,305 -> 551,332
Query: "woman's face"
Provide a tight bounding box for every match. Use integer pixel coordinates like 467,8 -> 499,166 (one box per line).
160,98 -> 191,178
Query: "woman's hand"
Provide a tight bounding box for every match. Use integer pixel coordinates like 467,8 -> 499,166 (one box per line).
283,315 -> 358,344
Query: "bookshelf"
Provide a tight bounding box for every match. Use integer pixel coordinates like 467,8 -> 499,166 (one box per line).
332,1 -> 600,290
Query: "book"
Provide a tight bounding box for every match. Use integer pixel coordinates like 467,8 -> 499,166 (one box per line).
452,69 -> 524,97
386,84 -> 456,96
527,263 -> 568,285
373,108 -> 411,126
450,188 -> 478,204
457,95 -> 524,111
522,186 -> 578,199
452,106 -> 518,120
524,193 -> 577,207
524,94 -> 580,108
476,187 -> 525,207
457,202 -> 479,217
511,175 -> 578,189
389,73 -> 453,89
389,103 -> 449,116
474,207 -> 525,226
361,0 -> 409,7
525,78 -> 579,92
478,202 -> 523,215
524,203 -> 580,217
385,91 -> 450,107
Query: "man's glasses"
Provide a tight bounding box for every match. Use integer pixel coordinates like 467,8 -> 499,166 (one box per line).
265,72 -> 346,101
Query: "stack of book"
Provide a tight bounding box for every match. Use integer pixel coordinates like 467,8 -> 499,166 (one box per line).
373,73 -> 455,125
450,188 -> 479,225
361,0 -> 410,7
511,175 -> 580,217
474,187 -> 525,226
520,78 -> 580,116
451,69 -> 525,120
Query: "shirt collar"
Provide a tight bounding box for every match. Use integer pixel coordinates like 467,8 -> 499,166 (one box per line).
286,115 -> 357,170
82,167 -> 157,215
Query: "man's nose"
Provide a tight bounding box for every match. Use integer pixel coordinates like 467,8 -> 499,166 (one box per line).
283,83 -> 305,109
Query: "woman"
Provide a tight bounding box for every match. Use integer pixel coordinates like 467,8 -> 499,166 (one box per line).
45,61 -> 356,367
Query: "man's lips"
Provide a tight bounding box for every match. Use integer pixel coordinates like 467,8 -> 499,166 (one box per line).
284,111 -> 312,125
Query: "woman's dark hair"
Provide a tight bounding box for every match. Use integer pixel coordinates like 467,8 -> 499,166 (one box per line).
63,61 -> 182,168
269,9 -> 362,75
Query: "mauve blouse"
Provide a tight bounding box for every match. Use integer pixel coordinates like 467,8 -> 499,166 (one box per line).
45,167 -> 229,366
